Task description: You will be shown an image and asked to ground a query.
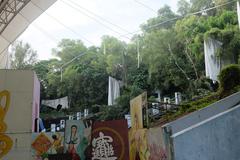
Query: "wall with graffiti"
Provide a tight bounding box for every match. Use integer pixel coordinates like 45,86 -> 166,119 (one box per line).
0,70 -> 40,160
0,90 -> 13,159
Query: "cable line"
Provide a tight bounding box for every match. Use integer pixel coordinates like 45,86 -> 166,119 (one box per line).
60,0 -> 131,40
134,0 -> 158,14
119,0 -> 237,37
30,1 -> 95,46
64,0 -> 131,34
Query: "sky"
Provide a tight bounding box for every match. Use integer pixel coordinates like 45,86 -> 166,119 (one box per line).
18,0 -> 178,60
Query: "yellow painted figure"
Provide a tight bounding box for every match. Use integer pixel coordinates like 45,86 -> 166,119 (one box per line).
0,90 -> 13,158
51,133 -> 64,154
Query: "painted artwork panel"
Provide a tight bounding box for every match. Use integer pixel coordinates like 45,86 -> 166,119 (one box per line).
64,120 -> 90,160
130,92 -> 147,130
31,132 -> 64,159
129,129 -> 150,160
91,119 -> 130,160
147,127 -> 167,160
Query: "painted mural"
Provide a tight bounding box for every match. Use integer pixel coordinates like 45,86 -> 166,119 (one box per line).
91,119 -> 130,160
130,92 -> 147,130
129,92 -> 148,160
147,127 -> 167,160
0,90 -> 13,158
129,129 -> 150,160
65,120 -> 90,160
32,132 -> 64,159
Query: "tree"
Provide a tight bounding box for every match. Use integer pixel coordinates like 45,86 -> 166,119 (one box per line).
33,59 -> 62,99
101,35 -> 127,80
52,39 -> 87,62
177,0 -> 191,16
141,5 -> 178,31
10,41 -> 38,69
190,0 -> 214,11
37,1 -> 240,119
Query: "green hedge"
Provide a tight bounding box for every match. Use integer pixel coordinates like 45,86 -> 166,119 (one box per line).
219,64 -> 240,91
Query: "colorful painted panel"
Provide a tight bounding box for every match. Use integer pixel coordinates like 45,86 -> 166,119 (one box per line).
130,92 -> 147,130
64,120 -> 90,160
91,119 -> 129,160
147,127 -> 167,160
31,132 -> 64,159
129,128 -> 150,160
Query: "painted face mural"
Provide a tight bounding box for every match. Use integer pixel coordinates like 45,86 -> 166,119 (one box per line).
0,90 -> 13,158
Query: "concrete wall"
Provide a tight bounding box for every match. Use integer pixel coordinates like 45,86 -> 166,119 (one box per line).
0,70 -> 40,160
4,133 -> 32,160
163,91 -> 240,134
172,104 -> 240,160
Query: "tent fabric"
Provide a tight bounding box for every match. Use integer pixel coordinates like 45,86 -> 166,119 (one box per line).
108,76 -> 121,106
204,38 -> 222,81
0,0 -> 57,68
237,1 -> 240,29
42,96 -> 69,109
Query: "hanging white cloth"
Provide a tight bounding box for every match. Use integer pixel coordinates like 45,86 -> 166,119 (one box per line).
42,96 -> 69,109
204,38 -> 222,81
237,1 -> 240,29
108,76 -> 121,106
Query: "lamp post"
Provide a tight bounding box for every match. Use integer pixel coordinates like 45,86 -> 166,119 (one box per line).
60,52 -> 87,82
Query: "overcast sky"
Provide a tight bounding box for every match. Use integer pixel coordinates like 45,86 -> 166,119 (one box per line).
18,0 -> 178,60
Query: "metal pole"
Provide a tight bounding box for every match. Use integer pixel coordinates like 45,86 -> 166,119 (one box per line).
137,37 -> 140,68
60,67 -> 63,82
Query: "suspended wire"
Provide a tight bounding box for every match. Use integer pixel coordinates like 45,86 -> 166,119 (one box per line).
18,12 -> 59,44
63,0 -> 131,34
30,1 -> 95,46
1,0 -> 237,136
134,0 -> 158,14
31,24 -> 59,43
60,0 -> 131,40
119,0 -> 237,37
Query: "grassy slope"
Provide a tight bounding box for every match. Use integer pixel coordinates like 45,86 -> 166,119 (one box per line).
151,86 -> 240,127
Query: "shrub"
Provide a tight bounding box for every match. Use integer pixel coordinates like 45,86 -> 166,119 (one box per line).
219,64 -> 240,91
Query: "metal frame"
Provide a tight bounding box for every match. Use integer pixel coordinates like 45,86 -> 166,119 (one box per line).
0,0 -> 31,35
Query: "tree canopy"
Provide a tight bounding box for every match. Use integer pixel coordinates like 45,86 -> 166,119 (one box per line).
28,0 -> 240,119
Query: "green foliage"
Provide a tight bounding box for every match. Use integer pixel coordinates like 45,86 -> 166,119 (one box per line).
219,64 -> 240,91
33,1 -> 240,120
52,39 -> 87,62
177,0 -> 191,15
142,5 -> 178,31
10,41 -> 38,69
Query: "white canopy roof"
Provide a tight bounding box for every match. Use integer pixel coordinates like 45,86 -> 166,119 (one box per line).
0,0 -> 57,68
